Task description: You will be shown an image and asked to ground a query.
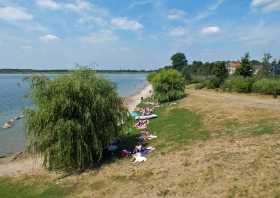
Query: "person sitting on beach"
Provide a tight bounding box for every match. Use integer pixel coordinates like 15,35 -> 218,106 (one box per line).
143,130 -> 150,141
135,119 -> 142,128
135,119 -> 148,129
142,107 -> 154,116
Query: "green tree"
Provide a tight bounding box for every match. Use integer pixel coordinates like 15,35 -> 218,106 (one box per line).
25,68 -> 129,172
150,69 -> 185,103
212,61 -> 228,79
182,66 -> 192,82
171,52 -> 187,71
206,61 -> 228,89
235,53 -> 254,77
257,53 -> 272,78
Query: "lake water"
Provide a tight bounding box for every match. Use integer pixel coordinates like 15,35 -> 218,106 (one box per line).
0,73 -> 147,155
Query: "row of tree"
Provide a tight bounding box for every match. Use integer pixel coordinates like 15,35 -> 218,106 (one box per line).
168,52 -> 280,79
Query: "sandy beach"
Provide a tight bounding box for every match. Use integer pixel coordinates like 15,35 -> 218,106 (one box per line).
0,84 -> 153,176
124,83 -> 153,112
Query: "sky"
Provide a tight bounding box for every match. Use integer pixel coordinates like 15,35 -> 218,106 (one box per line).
0,0 -> 280,70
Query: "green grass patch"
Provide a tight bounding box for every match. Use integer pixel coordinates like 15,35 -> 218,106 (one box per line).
148,107 -> 209,147
223,120 -> 280,137
0,176 -> 72,198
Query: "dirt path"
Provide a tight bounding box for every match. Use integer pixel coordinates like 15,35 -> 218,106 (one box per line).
0,156 -> 43,176
187,89 -> 280,111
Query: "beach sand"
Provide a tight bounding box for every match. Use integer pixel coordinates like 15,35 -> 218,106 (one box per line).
0,84 -> 153,176
124,84 -> 153,112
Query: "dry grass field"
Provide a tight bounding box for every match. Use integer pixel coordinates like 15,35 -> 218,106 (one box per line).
1,88 -> 280,198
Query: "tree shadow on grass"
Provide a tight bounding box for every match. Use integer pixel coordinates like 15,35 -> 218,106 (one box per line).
62,133 -> 146,177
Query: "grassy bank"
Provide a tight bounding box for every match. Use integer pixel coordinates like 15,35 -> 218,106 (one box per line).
1,88 -> 280,197
0,176 -> 72,198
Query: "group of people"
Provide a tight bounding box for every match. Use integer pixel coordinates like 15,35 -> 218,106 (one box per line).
135,119 -> 149,129
139,107 -> 154,116
106,106 -> 158,164
131,106 -> 158,163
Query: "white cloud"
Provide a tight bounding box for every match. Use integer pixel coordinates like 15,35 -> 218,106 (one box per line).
251,0 -> 280,12
129,0 -> 153,9
193,0 -> 225,21
82,30 -> 118,44
36,0 -> 93,12
78,16 -> 107,26
168,27 -> 187,37
65,0 -> 92,12
36,0 -> 61,10
167,9 -> 187,20
251,0 -> 274,7
0,6 -> 33,21
201,26 -> 221,35
39,34 -> 60,42
209,0 -> 226,10
111,17 -> 143,32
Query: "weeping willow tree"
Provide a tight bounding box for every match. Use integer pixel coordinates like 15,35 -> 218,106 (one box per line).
25,68 -> 129,172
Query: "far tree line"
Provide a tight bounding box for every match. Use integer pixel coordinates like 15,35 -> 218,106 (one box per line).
166,52 -> 280,80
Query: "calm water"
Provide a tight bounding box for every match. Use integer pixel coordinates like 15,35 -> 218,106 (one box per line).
0,73 -> 147,155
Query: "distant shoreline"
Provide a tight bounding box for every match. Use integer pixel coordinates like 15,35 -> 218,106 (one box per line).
0,69 -> 154,74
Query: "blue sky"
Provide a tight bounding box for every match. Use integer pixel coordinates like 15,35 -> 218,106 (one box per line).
0,0 -> 280,69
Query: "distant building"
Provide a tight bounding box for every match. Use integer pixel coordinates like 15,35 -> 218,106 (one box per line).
226,61 -> 241,75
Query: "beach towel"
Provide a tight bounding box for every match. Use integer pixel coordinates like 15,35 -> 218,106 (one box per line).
130,111 -> 139,118
141,147 -> 156,155
117,150 -> 130,158
132,153 -> 147,163
138,134 -> 157,140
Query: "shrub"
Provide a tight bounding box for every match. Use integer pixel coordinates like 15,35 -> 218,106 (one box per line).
252,78 -> 280,95
222,76 -> 255,93
191,75 -> 210,84
147,72 -> 157,83
150,69 -> 185,103
25,68 -> 129,172
206,77 -> 222,89
195,83 -> 205,90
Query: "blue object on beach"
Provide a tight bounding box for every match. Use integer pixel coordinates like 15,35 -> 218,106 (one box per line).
130,111 -> 139,118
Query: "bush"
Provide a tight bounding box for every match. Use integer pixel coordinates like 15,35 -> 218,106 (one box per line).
147,72 -> 157,83
252,78 -> 280,95
195,83 -> 205,90
222,76 -> 255,93
206,77 -> 222,89
191,75 -> 210,84
150,69 -> 186,103
25,68 -> 129,172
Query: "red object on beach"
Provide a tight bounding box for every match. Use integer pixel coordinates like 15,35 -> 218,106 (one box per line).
117,150 -> 129,158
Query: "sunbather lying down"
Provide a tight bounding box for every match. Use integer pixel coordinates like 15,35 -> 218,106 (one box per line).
140,107 -> 154,116
132,152 -> 147,163
131,144 -> 156,163
135,119 -> 149,129
138,130 -> 157,141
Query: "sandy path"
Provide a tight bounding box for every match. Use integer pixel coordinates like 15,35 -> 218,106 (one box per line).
0,157 -> 43,176
124,84 -> 153,112
188,89 -> 280,111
